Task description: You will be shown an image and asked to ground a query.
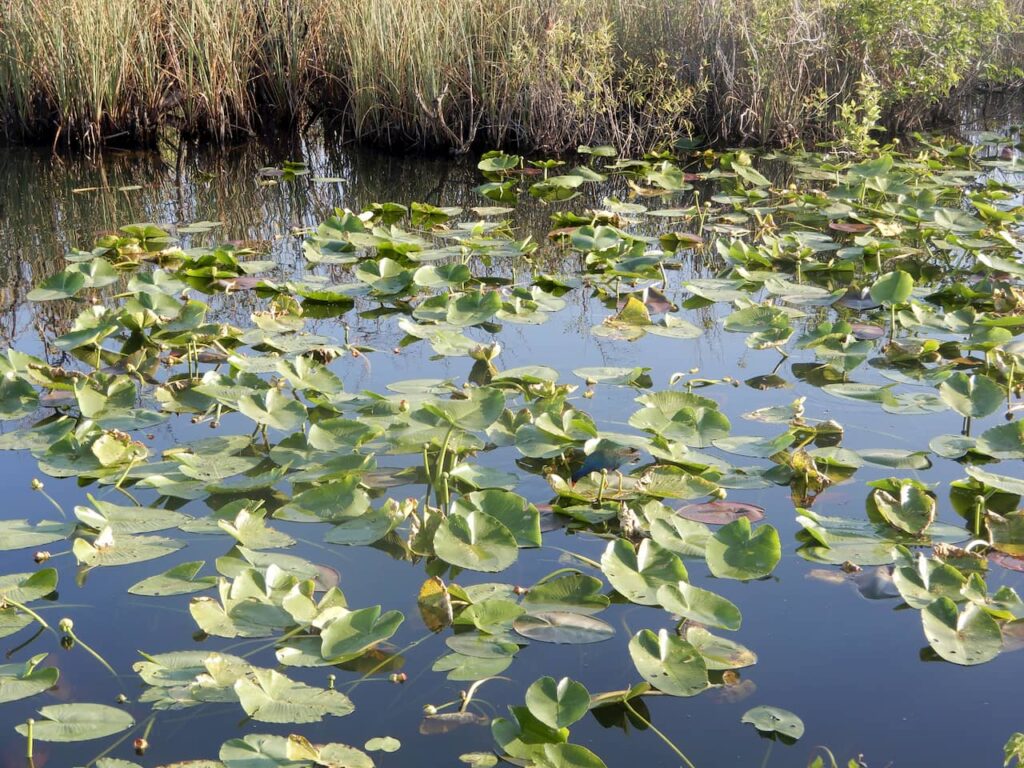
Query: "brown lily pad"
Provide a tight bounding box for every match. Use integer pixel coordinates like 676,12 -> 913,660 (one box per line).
676,501 -> 765,525
850,323 -> 885,340
829,221 -> 872,234
990,551 -> 1024,573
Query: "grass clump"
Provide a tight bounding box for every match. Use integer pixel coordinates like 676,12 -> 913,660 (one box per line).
0,0 -> 1019,149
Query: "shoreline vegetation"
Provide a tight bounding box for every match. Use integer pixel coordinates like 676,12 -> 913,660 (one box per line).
0,0 -> 1022,152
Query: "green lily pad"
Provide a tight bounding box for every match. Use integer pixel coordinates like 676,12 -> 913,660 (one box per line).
0,653 -> 58,704
601,538 -> 688,605
320,606 -> 404,662
522,570 -> 610,615
939,372 -> 1004,418
524,676 -> 591,730
741,706 -> 804,740
15,703 -> 134,742
513,611 -> 615,644
657,581 -> 742,631
234,667 -> 355,723
921,597 -> 1002,666
128,561 -> 217,596
628,628 -> 709,697
434,510 -> 519,573
705,518 -> 781,580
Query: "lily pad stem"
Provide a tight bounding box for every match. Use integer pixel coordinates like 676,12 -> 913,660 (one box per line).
60,619 -> 119,683
622,699 -> 697,768
31,480 -> 65,519
2,599 -> 52,633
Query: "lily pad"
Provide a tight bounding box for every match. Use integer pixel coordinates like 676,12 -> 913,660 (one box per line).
15,703 -> 134,742
628,628 -> 709,697
705,518 -> 781,580
741,706 -> 804,740
513,612 -> 615,644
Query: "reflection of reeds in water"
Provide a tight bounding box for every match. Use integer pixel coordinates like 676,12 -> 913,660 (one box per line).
0,136 -> 622,352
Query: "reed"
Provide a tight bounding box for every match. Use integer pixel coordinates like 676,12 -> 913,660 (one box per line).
0,0 -> 1018,150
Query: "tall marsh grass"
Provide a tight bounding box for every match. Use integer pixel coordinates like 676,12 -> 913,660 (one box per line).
0,0 -> 1019,149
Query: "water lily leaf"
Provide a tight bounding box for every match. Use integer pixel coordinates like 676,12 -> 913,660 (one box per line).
741,706 -> 804,740
73,528 -> 184,568
650,516 -> 712,558
525,676 -> 591,731
307,741 -> 375,768
685,626 -> 757,669
601,538 -> 688,605
128,561 -> 217,596
275,478 -> 371,523
417,576 -> 453,633
977,421 -> 1024,459
432,652 -> 513,681
218,509 -> 295,550
929,434 -> 978,459
657,582 -> 742,631
869,270 -> 913,305
0,653 -> 58,704
0,374 -> 38,419
234,667 -> 354,723
796,509 -> 964,565
0,608 -> 31,639
536,743 -> 608,768
175,453 -> 262,483
320,606 -> 404,662
522,570 -> 609,615
628,628 -> 709,697
676,501 -> 764,525
434,510 -> 519,572
492,706 -> 569,762
856,449 -> 932,470
629,391 -> 730,447
513,611 -> 614,644
713,432 -> 796,458
0,568 -> 58,603
870,483 -> 936,535
324,506 -> 398,546
237,389 -> 308,432
881,391 -> 948,415
445,634 -> 519,659
133,650 -> 249,689
921,597 -> 1002,666
987,512 -> 1024,557
966,465 -> 1024,496
220,734 -> 303,767
452,490 -> 541,547
27,269 -> 87,301
74,496 -> 189,534
0,519 -> 73,550
939,373 -> 1004,418
459,754 -> 498,767
892,553 -> 967,609
15,703 -> 134,742
705,518 -> 781,580
364,737 -> 400,753
723,305 -> 793,349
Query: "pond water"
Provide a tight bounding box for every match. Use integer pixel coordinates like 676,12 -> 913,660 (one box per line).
0,116 -> 1023,768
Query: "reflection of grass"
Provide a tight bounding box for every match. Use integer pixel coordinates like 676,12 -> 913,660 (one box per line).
0,0 -> 1020,148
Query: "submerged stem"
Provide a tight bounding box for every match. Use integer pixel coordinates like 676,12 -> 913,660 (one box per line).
622,700 -> 697,768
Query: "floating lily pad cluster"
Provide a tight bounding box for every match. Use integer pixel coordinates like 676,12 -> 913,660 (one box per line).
0,132 -> 1023,766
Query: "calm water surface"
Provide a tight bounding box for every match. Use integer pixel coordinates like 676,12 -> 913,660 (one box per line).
0,121 -> 1022,767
